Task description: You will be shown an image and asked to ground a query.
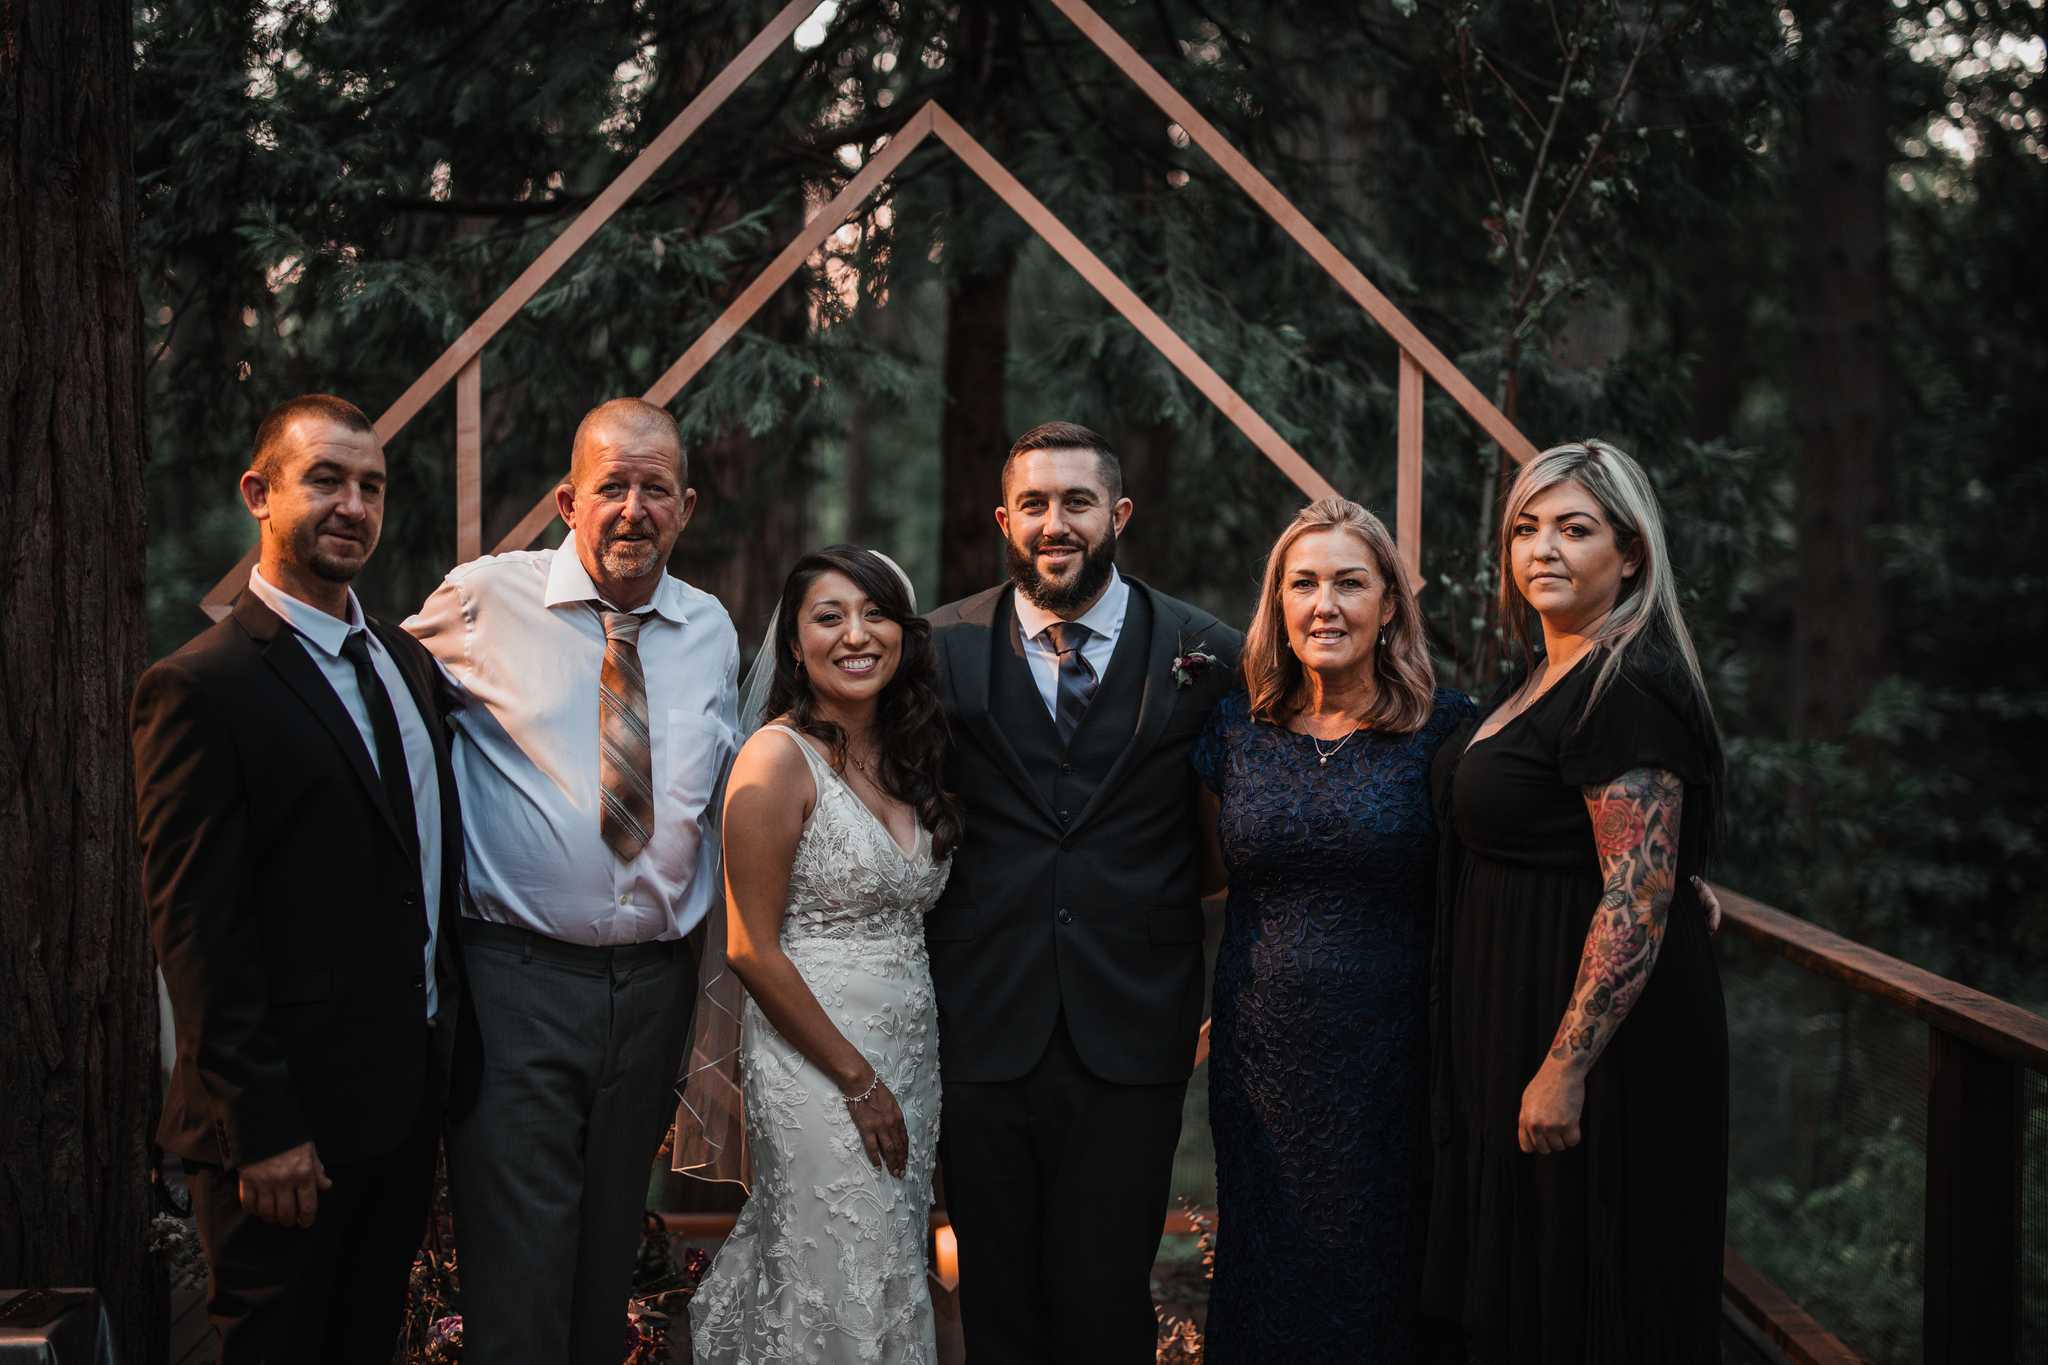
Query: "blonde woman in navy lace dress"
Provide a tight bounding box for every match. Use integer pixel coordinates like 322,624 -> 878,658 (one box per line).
1193,499 -> 1472,1361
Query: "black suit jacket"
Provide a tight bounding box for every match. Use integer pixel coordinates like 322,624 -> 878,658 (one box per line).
926,578 -> 1242,1086
131,592 -> 470,1169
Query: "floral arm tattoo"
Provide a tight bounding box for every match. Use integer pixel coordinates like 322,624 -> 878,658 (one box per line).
1548,767 -> 1685,1069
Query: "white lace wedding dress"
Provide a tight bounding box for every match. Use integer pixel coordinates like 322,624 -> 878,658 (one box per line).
690,725 -> 953,1364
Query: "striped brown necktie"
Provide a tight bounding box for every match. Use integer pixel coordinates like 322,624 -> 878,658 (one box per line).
597,609 -> 654,861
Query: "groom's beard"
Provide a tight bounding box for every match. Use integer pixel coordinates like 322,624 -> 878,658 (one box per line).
1007,526 -> 1118,614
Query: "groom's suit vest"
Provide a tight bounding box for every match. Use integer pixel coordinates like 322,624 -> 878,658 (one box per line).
926,579 -> 1243,1086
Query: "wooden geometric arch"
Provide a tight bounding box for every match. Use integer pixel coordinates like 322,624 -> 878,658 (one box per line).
199,0 -> 1537,621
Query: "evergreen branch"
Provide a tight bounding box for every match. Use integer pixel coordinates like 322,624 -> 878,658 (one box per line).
1478,52 -> 1546,135
1515,2 -> 1663,313
1019,1 -> 1111,136
144,280 -> 204,375
1181,0 -> 1261,75
1513,27 -> 1581,279
354,0 -> 525,120
385,194 -> 596,217
1453,27 -> 1513,258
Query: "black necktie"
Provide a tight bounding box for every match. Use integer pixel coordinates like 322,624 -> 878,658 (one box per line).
340,631 -> 421,862
1046,621 -> 1099,746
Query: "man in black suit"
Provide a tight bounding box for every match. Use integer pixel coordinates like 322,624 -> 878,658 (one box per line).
926,421 -> 1243,1363
132,394 -> 466,1364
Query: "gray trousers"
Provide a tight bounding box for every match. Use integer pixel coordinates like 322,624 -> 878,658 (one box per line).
446,920 -> 700,1364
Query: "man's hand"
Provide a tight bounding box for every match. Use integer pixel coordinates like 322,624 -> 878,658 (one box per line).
237,1140 -> 332,1227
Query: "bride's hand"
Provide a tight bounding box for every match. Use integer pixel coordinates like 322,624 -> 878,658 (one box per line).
844,1074 -> 909,1178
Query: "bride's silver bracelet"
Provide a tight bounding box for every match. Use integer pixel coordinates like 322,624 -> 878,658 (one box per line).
842,1068 -> 882,1107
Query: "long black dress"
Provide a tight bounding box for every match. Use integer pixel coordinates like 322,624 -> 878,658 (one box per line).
1423,649 -> 1727,1364
1193,687 -> 1474,1362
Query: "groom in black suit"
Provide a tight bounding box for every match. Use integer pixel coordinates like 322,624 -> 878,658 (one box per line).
132,395 -> 468,1364
927,421 -> 1242,1362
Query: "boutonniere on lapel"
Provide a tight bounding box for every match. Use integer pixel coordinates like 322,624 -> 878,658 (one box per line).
1171,635 -> 1220,689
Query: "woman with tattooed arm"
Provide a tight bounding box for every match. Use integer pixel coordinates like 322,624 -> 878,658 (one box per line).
1422,439 -> 1728,1364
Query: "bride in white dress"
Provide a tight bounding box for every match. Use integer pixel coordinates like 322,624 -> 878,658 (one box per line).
688,545 -> 959,1364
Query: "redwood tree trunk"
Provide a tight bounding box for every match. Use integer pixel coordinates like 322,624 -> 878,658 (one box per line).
934,0 -> 1021,605
1790,0 -> 1892,740
937,260 -> 1015,602
0,2 -> 163,1359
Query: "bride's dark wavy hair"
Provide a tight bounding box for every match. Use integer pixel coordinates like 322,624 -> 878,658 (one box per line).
763,545 -> 962,858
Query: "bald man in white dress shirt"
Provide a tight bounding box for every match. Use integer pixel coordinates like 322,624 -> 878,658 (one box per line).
405,398 -> 738,1364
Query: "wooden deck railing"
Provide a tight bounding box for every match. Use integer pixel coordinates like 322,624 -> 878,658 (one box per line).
1712,884 -> 2048,1365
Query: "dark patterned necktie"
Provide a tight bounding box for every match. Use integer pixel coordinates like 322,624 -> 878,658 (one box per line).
597,609 -> 654,861
1046,620 -> 1099,746
339,630 -> 421,862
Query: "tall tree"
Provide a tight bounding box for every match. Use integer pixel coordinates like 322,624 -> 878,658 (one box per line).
0,1 -> 163,1360
1790,0 -> 1893,739
935,0 -> 1024,602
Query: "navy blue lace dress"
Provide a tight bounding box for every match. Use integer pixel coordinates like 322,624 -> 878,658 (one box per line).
1192,687 -> 1475,1363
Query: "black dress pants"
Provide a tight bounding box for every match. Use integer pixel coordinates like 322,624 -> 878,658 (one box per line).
188,1089 -> 437,1365
939,1012 -> 1187,1365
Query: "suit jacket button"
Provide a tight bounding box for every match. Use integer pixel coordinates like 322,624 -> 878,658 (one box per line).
402,890 -> 419,907
1057,907 -> 1073,925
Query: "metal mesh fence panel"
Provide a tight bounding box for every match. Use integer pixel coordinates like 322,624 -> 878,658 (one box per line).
2022,1067 -> 2048,1365
1722,932 -> 1927,1365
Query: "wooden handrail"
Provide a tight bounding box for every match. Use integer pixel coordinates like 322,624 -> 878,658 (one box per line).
1712,884 -> 2048,1072
1722,1248 -> 1867,1365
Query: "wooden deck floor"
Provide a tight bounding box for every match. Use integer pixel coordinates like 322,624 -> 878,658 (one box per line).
159,1221 -> 1834,1364
168,1274 -> 211,1365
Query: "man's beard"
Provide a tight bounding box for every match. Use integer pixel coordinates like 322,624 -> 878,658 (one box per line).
1007,526 -> 1117,613
600,536 -> 661,580
295,520 -> 371,583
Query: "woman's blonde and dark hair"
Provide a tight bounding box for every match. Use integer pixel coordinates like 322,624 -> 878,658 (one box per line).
1242,497 -> 1437,733
1497,439 -> 1716,731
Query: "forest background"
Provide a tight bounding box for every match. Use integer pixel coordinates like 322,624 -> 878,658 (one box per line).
6,0 -> 2044,1361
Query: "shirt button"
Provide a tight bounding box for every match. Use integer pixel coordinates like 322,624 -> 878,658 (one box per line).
1057,907 -> 1074,925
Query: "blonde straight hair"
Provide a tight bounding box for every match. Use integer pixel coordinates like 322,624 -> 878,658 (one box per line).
1497,439 -> 1716,731
1243,497 -> 1437,733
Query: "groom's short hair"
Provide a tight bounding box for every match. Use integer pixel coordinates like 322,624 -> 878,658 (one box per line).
1003,421 -> 1123,502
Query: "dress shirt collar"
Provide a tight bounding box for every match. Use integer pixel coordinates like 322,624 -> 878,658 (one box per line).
1013,565 -> 1128,644
543,543 -> 690,624
247,565 -> 366,658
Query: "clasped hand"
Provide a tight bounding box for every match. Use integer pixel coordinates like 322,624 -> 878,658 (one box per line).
845,1075 -> 909,1179
237,1139 -> 333,1226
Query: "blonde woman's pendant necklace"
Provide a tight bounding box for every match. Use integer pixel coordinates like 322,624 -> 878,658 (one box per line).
1311,729 -> 1357,767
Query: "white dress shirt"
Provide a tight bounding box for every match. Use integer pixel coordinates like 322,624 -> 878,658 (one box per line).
1011,566 -> 1130,720
246,567 -> 444,1018
404,547 -> 739,946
